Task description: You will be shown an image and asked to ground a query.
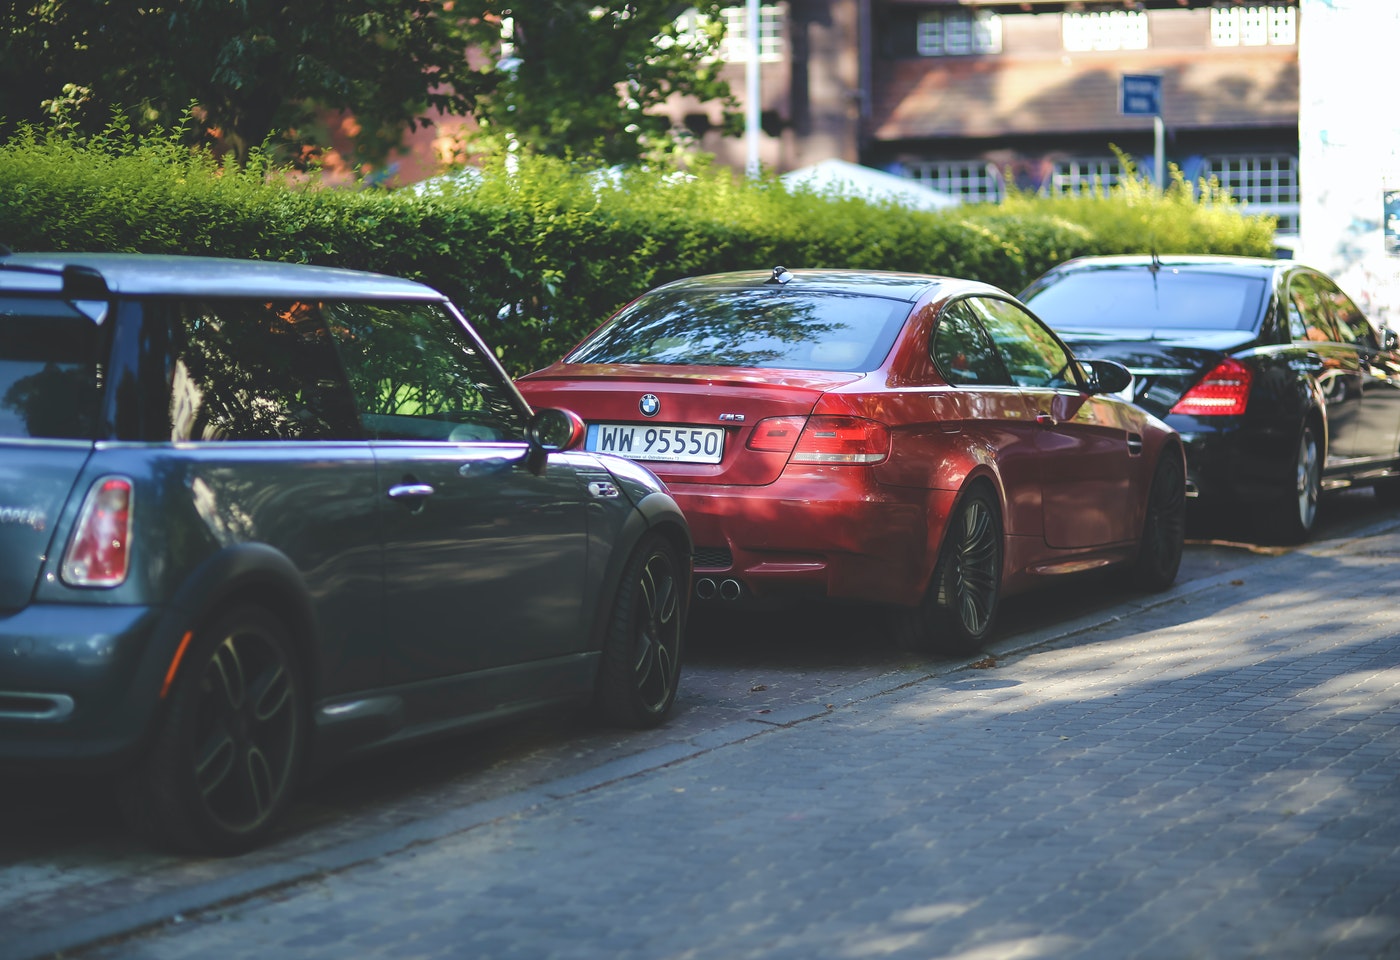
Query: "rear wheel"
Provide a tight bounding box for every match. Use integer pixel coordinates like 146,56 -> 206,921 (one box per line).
119,606 -> 305,855
595,534 -> 686,728
892,487 -> 1002,656
1129,450 -> 1187,591
1257,423 -> 1320,544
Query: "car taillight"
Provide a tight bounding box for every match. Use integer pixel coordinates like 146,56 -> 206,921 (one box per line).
791,415 -> 890,464
61,476 -> 133,587
1170,358 -> 1253,417
748,416 -> 807,455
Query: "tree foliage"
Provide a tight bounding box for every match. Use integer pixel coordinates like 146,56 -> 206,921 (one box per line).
0,0 -> 497,165
0,1 -> 737,170
474,3 -> 738,165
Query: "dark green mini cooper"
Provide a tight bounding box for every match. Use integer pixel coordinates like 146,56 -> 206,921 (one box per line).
0,252 -> 690,854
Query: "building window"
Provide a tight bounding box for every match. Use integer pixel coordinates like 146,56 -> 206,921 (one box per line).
1202,153 -> 1300,232
1063,10 -> 1148,52
1051,158 -> 1124,196
916,10 -> 1002,57
906,161 -> 1004,203
718,5 -> 783,61
1211,5 -> 1297,46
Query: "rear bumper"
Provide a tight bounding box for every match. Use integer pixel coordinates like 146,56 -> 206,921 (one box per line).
0,603 -> 172,773
1172,415 -> 1295,506
672,474 -> 957,608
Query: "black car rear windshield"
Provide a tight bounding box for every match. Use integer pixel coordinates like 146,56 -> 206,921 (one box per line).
566,289 -> 912,371
0,297 -> 103,440
1025,268 -> 1268,332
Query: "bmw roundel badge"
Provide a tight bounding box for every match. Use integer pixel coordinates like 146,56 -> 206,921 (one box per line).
639,394 -> 661,417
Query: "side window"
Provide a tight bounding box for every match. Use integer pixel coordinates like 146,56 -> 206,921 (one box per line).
163,300 -> 360,442
1288,274 -> 1339,344
326,301 -> 527,442
1318,276 -> 1377,350
965,297 -> 1078,389
931,301 -> 1011,386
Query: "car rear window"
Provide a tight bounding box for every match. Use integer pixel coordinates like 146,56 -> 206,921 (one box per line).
0,297 -> 103,440
1025,269 -> 1268,332
566,290 -> 911,371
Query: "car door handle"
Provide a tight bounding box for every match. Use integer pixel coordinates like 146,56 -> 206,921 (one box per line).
387,483 -> 435,500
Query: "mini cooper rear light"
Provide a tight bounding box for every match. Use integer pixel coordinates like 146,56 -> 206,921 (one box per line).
61,476 -> 133,587
1170,357 -> 1253,417
790,415 -> 890,464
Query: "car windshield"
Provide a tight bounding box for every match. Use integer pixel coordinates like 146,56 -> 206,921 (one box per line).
566,289 -> 912,371
1025,268 -> 1268,332
0,297 -> 104,440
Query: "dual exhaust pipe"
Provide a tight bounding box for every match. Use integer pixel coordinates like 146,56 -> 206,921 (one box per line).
694,577 -> 743,601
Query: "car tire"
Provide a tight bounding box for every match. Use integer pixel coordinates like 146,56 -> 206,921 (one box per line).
1258,422 -> 1321,545
594,534 -> 685,729
892,486 -> 1002,657
118,606 -> 305,855
1128,450 -> 1187,592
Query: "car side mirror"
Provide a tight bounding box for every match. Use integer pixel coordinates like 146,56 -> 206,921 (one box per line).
524,407 -> 586,473
1385,328 -> 1399,352
1084,358 -> 1133,396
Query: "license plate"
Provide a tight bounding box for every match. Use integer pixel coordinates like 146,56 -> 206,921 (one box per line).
586,423 -> 725,464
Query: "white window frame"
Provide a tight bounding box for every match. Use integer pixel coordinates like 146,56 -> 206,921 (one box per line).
905,161 -> 1004,203
1062,10 -> 1149,52
1051,158 -> 1124,197
719,5 -> 783,62
1211,5 -> 1297,47
1202,153 -> 1300,232
916,10 -> 1002,57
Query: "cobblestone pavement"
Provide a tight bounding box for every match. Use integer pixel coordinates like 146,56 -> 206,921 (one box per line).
13,517 -> 1400,960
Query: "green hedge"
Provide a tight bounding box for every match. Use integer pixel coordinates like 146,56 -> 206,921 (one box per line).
0,125 -> 1276,376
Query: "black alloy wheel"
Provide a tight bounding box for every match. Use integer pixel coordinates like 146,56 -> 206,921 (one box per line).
119,607 -> 305,855
596,534 -> 685,728
1130,450 -> 1187,592
892,486 -> 1003,656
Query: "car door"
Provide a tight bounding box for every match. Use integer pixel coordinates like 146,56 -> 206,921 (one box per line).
1286,271 -> 1364,461
1323,277 -> 1400,463
329,300 -> 591,686
962,296 -> 1139,549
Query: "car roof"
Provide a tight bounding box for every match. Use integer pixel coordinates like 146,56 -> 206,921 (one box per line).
1045,254 -> 1287,278
649,267 -> 1001,303
0,252 -> 446,301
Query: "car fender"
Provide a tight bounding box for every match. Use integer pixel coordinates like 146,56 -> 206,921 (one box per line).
584,486 -> 692,652
160,542 -> 322,698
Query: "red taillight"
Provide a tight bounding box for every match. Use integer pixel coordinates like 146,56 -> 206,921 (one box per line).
791,415 -> 890,464
1170,358 -> 1253,417
61,476 -> 132,587
748,416 -> 807,454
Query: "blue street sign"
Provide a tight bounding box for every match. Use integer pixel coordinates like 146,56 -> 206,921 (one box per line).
1121,74 -> 1162,116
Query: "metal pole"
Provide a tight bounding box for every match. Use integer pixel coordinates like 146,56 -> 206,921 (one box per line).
1154,114 -> 1165,192
746,0 -> 761,178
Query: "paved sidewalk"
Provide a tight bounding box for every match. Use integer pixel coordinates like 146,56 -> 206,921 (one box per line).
23,523 -> 1397,960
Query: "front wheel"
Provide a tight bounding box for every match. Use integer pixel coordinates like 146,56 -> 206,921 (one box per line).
118,606 -> 305,855
1129,450 -> 1187,592
594,534 -> 686,728
892,487 -> 1002,657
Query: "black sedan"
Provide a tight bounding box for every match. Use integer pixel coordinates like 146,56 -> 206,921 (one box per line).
1021,255 -> 1400,543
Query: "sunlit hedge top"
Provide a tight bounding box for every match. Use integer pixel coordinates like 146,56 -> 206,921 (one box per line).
0,124 -> 1275,376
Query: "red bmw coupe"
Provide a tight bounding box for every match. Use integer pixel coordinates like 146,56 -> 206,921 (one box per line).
518,267 -> 1186,654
